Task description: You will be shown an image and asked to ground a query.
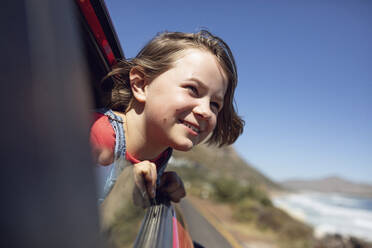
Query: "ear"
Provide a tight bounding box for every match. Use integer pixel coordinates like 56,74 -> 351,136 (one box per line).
129,67 -> 148,103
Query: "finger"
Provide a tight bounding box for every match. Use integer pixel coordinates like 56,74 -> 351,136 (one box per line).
143,162 -> 157,198
134,161 -> 157,198
133,165 -> 147,198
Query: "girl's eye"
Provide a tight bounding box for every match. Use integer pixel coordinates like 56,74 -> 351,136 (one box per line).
186,85 -> 199,96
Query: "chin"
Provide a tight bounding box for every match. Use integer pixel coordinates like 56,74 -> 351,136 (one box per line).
172,144 -> 193,152
171,140 -> 196,151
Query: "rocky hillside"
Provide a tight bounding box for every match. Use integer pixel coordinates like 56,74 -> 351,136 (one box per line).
172,144 -> 280,191
171,144 -> 316,248
282,176 -> 372,197
170,146 -> 372,248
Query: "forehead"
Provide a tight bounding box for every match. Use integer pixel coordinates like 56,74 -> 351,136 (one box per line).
172,49 -> 228,96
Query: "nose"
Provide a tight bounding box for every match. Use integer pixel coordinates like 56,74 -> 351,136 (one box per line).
193,99 -> 213,120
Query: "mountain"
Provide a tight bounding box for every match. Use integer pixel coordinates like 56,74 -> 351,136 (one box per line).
282,176 -> 372,197
172,144 -> 280,191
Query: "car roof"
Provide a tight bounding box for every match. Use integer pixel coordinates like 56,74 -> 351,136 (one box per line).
75,0 -> 125,107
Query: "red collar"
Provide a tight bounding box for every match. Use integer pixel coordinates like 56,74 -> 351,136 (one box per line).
125,149 -> 170,168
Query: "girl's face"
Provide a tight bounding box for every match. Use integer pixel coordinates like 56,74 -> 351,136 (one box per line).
141,49 -> 228,151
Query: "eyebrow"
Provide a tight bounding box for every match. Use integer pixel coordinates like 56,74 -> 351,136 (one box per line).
188,77 -> 224,103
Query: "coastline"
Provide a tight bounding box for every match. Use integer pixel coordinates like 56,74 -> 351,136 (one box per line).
271,190 -> 372,245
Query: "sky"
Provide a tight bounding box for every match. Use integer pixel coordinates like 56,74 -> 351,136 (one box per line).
105,0 -> 371,184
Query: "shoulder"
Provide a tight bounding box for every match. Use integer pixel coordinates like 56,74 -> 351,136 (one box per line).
90,112 -> 116,152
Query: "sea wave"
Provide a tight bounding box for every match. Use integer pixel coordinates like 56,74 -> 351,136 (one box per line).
273,192 -> 372,242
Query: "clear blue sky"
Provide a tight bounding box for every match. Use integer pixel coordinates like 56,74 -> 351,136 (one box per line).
105,0 -> 372,184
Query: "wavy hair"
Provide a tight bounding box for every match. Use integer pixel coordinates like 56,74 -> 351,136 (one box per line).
103,30 -> 244,146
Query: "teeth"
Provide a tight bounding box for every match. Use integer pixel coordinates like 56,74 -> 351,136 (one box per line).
181,121 -> 199,133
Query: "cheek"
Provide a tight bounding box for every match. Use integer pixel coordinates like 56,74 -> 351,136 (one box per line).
173,95 -> 194,114
151,94 -> 191,122
206,117 -> 218,134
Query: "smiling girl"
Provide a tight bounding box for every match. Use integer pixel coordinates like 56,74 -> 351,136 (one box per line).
90,30 -> 244,204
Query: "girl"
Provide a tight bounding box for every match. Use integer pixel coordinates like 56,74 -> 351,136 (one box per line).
91,30 -> 244,205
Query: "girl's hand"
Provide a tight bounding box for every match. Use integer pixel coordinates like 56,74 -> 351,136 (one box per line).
133,161 -> 157,199
133,162 -> 186,203
159,171 -> 186,203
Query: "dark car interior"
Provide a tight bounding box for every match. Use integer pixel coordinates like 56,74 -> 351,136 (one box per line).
2,1 -> 107,247
2,1 -> 191,247
76,0 -> 125,108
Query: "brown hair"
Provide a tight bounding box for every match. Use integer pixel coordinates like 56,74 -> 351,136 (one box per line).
103,30 -> 244,146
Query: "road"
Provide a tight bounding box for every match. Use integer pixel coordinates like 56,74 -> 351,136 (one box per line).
179,199 -> 234,248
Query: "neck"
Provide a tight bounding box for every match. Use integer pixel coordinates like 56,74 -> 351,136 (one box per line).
116,109 -> 167,161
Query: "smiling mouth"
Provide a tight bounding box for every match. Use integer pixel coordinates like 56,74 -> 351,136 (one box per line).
178,120 -> 200,134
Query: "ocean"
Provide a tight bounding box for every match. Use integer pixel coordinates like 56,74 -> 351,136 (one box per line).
272,191 -> 372,242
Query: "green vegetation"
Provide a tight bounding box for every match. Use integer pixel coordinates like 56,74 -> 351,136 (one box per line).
170,145 -> 315,248
172,145 -> 281,190
211,177 -> 272,206
233,200 -> 313,247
